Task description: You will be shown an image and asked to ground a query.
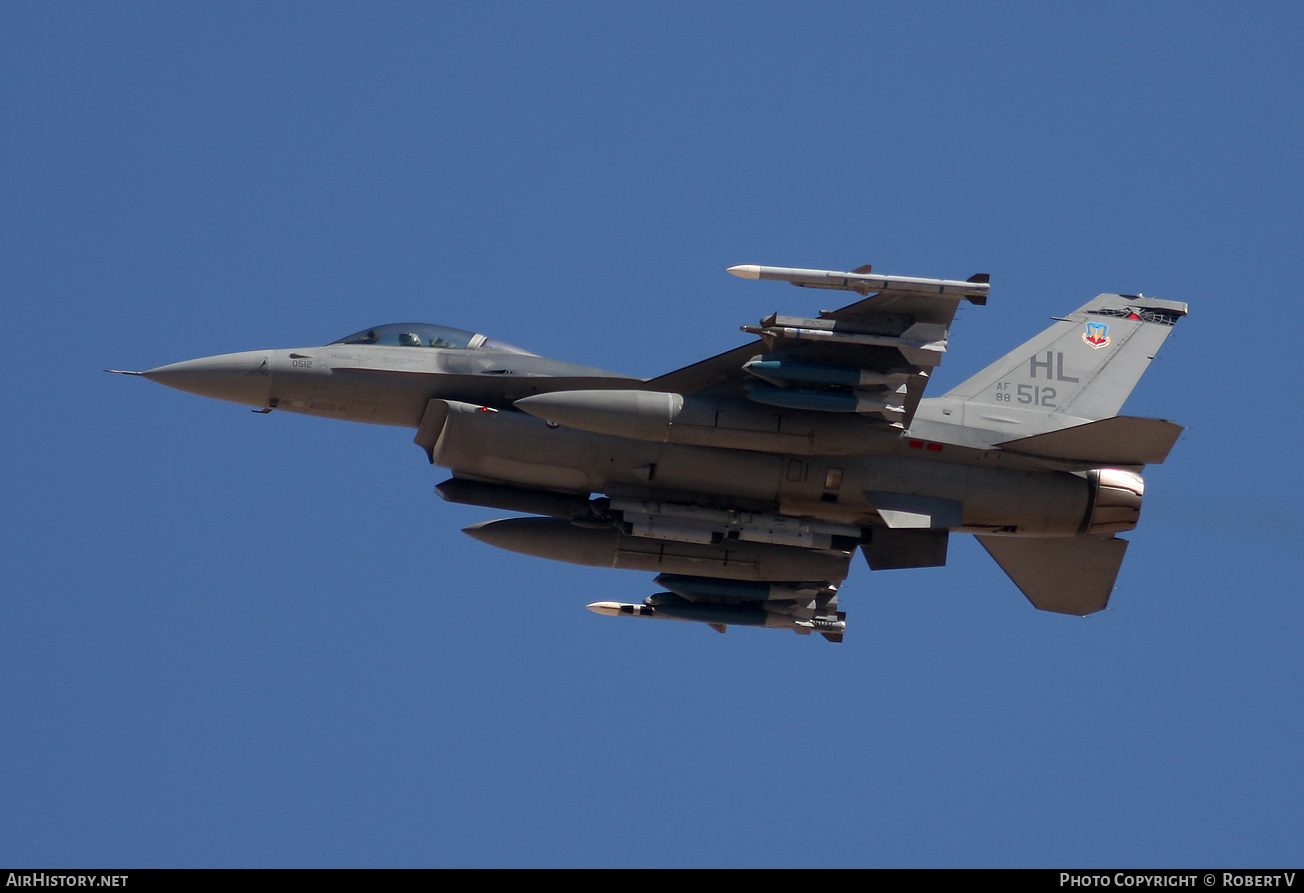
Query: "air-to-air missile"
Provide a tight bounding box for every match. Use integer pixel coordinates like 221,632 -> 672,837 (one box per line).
587,574 -> 846,640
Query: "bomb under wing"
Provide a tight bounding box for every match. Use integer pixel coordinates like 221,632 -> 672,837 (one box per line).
111,266 -> 1187,641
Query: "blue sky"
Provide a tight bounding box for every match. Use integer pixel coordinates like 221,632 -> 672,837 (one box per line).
3,2 -> 1302,867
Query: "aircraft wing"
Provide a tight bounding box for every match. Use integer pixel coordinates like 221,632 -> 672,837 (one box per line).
648,265 -> 989,427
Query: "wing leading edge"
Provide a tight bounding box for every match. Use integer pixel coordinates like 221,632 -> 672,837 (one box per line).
649,264 -> 989,428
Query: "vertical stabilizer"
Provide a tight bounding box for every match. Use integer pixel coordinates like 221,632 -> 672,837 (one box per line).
942,293 -> 1186,437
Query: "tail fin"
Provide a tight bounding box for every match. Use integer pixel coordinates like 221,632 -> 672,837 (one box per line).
943,293 -> 1187,437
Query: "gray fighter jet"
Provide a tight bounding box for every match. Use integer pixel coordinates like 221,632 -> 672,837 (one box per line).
110,264 -> 1186,642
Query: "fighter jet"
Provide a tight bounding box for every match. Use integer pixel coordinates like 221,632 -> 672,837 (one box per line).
110,264 -> 1186,642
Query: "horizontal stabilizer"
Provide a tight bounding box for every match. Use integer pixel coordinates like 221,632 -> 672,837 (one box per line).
996,416 -> 1183,466
976,535 -> 1129,616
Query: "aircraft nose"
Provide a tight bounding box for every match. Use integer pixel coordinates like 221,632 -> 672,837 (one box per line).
142,350 -> 274,408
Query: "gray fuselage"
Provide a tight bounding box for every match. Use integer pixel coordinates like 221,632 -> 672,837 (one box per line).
140,340 -> 1102,539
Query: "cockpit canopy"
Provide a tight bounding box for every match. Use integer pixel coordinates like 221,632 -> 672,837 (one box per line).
330,323 -> 536,356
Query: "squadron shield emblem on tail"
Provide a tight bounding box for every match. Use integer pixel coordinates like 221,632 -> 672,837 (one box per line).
1083,321 -> 1110,349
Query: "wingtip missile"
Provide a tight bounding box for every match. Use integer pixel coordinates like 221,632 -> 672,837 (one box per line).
725,264 -> 991,301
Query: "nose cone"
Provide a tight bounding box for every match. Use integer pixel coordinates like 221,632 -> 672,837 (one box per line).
142,350 -> 274,408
